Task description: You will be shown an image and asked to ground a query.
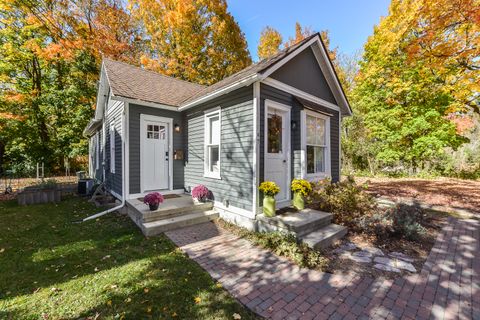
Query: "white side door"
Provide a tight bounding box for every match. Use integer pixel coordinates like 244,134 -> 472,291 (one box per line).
264,102 -> 291,203
142,119 -> 169,191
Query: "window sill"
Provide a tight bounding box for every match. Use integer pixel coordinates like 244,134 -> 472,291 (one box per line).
305,173 -> 331,181
203,173 -> 221,180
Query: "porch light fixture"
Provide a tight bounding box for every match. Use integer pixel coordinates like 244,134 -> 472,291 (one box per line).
174,123 -> 180,133
291,120 -> 297,130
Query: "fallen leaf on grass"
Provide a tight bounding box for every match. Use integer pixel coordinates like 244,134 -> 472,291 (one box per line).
107,300 -> 112,306
146,307 -> 152,313
143,288 -> 149,293
194,297 -> 201,304
233,313 -> 241,320
216,283 -> 222,288
102,255 -> 111,260
125,297 -> 131,303
0,248 -> 5,253
172,312 -> 177,317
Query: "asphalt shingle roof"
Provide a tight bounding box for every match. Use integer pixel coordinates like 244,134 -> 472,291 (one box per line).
102,34 -> 318,108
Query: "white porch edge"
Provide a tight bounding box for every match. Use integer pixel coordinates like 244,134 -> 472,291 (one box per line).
128,189 -> 185,200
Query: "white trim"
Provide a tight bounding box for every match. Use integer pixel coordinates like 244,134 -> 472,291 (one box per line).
252,82 -> 260,216
302,109 -> 331,180
111,95 -> 179,112
262,77 -> 340,112
261,36 -> 320,79
127,189 -> 185,200
125,102 -> 130,197
263,99 -> 291,206
203,108 -> 222,179
179,74 -> 259,110
213,201 -> 255,219
139,114 -> 174,193
109,122 -> 115,173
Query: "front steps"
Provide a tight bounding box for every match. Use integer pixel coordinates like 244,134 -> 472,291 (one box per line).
256,208 -> 347,249
126,195 -> 218,236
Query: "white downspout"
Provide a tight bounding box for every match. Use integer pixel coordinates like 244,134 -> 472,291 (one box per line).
82,105 -> 127,222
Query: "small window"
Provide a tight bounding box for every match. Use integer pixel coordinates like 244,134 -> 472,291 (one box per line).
109,124 -> 115,173
267,113 -> 283,153
306,114 -> 328,175
204,109 -> 221,178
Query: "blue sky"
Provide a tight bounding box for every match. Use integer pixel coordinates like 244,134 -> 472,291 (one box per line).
228,0 -> 391,61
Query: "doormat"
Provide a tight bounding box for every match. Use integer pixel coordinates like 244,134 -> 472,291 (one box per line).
137,194 -> 181,202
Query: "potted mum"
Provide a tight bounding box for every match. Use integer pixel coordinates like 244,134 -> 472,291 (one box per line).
291,179 -> 312,210
143,192 -> 164,211
259,181 -> 280,217
191,185 -> 210,203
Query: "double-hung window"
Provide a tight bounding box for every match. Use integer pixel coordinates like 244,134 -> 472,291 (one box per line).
204,109 -> 221,179
305,112 -> 330,177
109,123 -> 115,173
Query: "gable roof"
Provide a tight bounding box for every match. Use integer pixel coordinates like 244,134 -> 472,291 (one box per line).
97,32 -> 351,115
103,58 -> 205,107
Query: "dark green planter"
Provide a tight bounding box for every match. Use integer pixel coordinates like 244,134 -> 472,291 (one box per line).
292,192 -> 305,210
263,196 -> 276,217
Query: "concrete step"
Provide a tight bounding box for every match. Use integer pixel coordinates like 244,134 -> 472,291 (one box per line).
142,210 -> 219,236
256,208 -> 332,237
142,202 -> 213,223
300,224 -> 348,250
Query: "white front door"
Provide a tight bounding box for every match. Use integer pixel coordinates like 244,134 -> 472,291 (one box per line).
141,118 -> 169,191
264,102 -> 291,203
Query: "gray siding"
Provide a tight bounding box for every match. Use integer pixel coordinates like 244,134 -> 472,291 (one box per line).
104,99 -> 124,196
129,104 -> 184,194
260,84 -> 340,183
184,86 -> 254,210
271,47 -> 337,105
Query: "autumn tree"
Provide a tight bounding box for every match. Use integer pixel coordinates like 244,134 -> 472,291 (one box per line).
284,22 -> 314,47
130,0 -> 251,85
257,26 -> 282,59
343,0 -> 472,174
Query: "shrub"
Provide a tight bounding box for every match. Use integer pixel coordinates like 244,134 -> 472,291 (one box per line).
389,204 -> 428,241
291,179 -> 312,197
143,192 -> 164,206
309,176 -> 376,229
357,204 -> 428,241
191,185 -> 210,201
259,181 -> 280,197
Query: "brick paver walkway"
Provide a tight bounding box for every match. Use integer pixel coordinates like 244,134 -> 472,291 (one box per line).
165,217 -> 479,320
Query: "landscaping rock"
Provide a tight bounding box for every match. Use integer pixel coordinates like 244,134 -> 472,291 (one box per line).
374,256 -> 416,272
389,252 -> 415,263
352,250 -> 373,258
341,252 -> 372,264
374,263 -> 400,273
362,246 -> 384,256
333,242 -> 358,254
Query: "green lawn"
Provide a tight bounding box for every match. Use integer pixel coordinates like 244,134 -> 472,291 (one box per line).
0,197 -> 257,319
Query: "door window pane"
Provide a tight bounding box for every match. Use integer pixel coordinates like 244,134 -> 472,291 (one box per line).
267,113 -> 282,153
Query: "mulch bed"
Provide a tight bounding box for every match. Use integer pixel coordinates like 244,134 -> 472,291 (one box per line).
355,176 -> 480,216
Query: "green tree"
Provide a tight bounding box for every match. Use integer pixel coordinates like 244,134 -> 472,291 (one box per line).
343,0 -> 470,174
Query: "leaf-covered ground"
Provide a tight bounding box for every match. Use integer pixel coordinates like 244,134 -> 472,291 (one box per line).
355,176 -> 480,216
0,197 -> 257,319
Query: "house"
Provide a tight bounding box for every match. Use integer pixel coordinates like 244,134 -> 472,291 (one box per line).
83,33 -> 352,232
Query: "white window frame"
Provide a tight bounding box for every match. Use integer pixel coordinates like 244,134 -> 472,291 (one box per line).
301,109 -> 331,180
109,123 -> 115,173
204,107 -> 221,179
95,133 -> 100,170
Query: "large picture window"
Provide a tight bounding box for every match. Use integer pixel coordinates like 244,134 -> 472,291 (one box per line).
305,113 -> 329,175
204,109 -> 221,178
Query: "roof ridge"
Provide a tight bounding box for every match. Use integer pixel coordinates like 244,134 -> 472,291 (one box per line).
102,57 -> 206,89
